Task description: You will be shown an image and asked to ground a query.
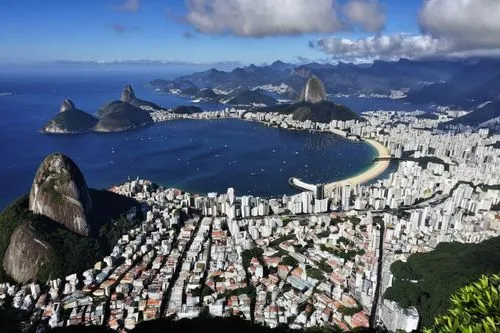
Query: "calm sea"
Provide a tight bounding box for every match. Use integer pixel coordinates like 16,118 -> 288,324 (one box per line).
0,66 -> 412,210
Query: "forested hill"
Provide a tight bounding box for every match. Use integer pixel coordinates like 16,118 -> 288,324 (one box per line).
384,236 -> 500,327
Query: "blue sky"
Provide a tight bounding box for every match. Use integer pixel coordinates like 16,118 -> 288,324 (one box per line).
1,0 -> 498,64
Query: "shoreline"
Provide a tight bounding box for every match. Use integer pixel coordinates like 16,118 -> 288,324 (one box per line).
324,139 -> 390,193
150,117 -> 390,196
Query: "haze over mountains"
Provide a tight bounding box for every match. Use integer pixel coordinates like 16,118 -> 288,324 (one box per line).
149,58 -> 500,128
148,59 -> 468,99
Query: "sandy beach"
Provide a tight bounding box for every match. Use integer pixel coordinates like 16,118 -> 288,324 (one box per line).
324,139 -> 390,194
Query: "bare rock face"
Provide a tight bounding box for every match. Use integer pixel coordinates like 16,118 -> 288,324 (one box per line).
3,222 -> 52,283
59,99 -> 75,113
299,75 -> 327,104
121,85 -> 136,103
29,153 -> 92,236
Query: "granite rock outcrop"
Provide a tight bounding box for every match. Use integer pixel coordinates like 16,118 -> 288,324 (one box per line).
29,153 -> 92,236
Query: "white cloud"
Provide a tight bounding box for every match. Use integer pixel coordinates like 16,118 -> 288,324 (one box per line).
185,0 -> 386,37
419,0 -> 500,50
115,0 -> 140,12
343,0 -> 385,32
312,0 -> 500,61
311,34 -> 451,61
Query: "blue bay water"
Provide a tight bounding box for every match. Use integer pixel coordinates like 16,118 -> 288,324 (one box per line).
0,68 -> 406,210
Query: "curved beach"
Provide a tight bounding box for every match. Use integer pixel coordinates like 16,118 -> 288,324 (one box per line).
324,139 -> 390,193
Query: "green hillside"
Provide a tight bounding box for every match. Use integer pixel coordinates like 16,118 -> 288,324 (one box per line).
261,101 -> 360,124
0,191 -> 139,283
384,236 -> 500,327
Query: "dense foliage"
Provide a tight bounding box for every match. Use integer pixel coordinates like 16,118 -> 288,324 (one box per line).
424,274 -> 500,333
384,237 -> 500,327
0,190 -> 139,283
96,101 -> 153,131
34,215 -> 136,281
171,105 -> 203,114
46,108 -> 98,132
282,255 -> 299,267
241,248 -> 265,271
305,266 -> 324,280
226,90 -> 277,106
0,196 -> 32,282
260,101 -> 360,124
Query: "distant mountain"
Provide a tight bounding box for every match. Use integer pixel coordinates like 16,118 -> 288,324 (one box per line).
148,64 -> 293,93
268,60 -> 295,72
41,99 -> 98,134
406,59 -> 500,107
148,58 -> 469,99
282,59 -> 467,96
149,79 -> 198,93
258,76 -> 359,123
467,73 -> 500,103
440,101 -> 500,128
195,88 -> 220,101
225,90 -> 278,106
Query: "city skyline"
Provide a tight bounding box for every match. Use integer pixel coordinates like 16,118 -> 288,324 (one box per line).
1,2 -> 500,331
2,0 -> 500,65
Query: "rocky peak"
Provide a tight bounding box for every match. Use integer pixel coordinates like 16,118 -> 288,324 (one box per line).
3,222 -> 52,283
59,99 -> 75,113
291,67 -> 311,78
299,75 -> 327,104
29,153 -> 92,236
121,85 -> 136,103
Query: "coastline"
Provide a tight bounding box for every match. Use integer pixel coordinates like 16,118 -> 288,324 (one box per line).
324,139 -> 390,193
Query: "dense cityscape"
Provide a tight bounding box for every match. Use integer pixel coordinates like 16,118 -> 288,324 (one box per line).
2,108 -> 498,332
3,1 -> 500,332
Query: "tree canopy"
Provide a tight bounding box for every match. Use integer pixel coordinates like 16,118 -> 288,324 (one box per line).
424,274 -> 500,333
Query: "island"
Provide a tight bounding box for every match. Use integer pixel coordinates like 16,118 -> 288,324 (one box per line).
41,99 -> 98,134
40,85 -> 165,134
94,85 -> 155,132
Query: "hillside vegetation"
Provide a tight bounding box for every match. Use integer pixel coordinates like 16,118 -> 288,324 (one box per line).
261,101 -> 360,124
384,236 -> 500,327
0,190 -> 139,283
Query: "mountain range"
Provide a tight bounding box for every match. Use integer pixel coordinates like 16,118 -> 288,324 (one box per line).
148,58 -> 500,128
148,59 -> 474,99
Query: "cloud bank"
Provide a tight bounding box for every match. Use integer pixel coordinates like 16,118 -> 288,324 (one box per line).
419,0 -> 500,51
310,34 -> 451,61
343,0 -> 385,32
311,0 -> 500,61
184,0 -> 384,37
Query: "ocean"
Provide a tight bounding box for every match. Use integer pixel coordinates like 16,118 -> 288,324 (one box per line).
0,66 -> 412,209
